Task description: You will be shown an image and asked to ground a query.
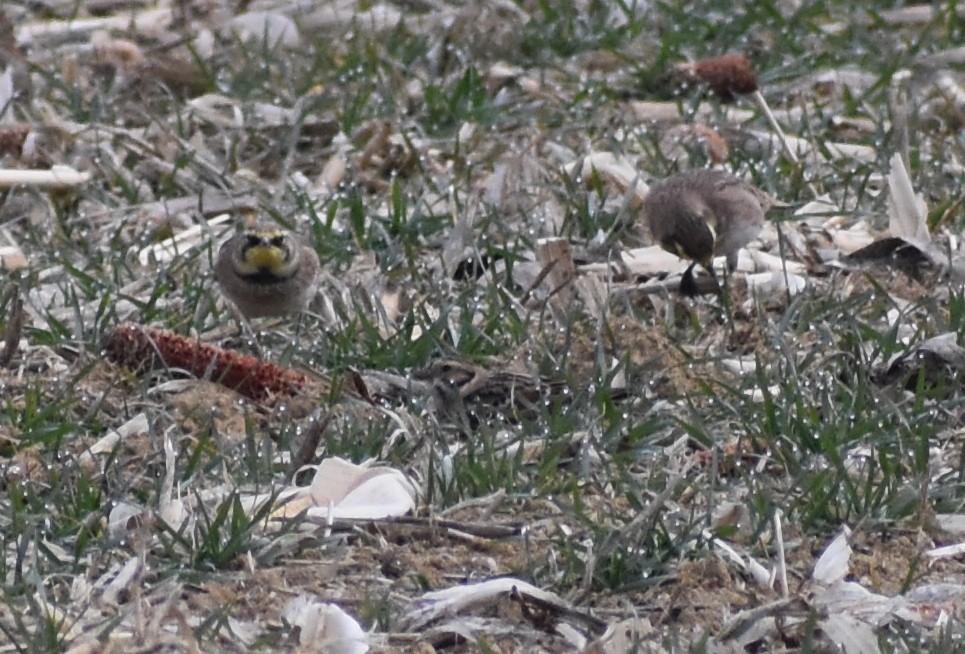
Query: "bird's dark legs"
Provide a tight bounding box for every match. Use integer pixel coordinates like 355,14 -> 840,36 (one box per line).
679,262 -> 700,296
717,261 -> 737,343
227,301 -> 265,358
678,262 -> 722,296
706,264 -> 722,295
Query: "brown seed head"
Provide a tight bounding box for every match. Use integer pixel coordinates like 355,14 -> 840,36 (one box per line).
676,53 -> 759,102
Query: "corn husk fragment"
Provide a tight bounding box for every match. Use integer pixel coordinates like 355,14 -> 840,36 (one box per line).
275,457 -> 417,521
283,595 -> 369,654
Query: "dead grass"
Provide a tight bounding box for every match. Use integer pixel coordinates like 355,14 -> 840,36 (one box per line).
3,1 -> 965,652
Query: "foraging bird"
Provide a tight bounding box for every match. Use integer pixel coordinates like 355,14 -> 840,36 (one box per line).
215,229 -> 320,318
643,169 -> 769,295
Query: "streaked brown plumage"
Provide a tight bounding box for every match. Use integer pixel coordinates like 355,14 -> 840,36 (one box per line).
644,169 -> 769,295
215,229 -> 320,318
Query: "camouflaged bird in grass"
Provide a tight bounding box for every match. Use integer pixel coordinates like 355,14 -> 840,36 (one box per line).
644,169 -> 772,295
215,229 -> 320,318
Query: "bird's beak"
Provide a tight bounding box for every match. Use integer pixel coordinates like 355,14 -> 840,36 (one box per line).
700,256 -> 716,277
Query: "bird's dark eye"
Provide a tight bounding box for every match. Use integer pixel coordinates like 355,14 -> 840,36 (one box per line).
270,235 -> 287,248
245,234 -> 262,248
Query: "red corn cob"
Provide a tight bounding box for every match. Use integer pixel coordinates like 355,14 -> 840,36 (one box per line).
104,323 -> 310,400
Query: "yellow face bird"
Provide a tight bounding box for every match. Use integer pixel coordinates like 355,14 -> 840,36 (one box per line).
233,232 -> 298,277
215,229 -> 320,318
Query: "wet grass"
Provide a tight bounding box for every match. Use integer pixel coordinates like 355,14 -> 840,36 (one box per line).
2,0 -> 965,650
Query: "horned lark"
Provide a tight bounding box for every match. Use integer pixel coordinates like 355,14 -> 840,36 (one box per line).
215,229 -> 320,318
644,169 -> 769,295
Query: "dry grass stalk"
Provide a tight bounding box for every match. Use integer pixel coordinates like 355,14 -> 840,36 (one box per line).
534,237 -> 577,312
0,165 -> 90,188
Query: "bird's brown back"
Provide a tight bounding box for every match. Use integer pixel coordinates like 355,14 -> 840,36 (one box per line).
644,169 -> 766,267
